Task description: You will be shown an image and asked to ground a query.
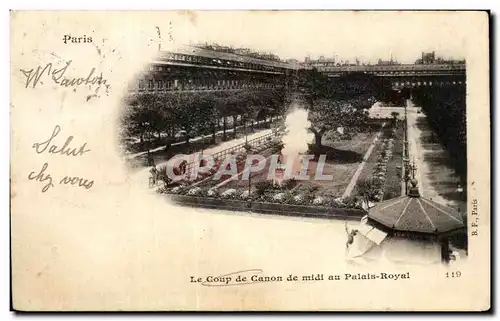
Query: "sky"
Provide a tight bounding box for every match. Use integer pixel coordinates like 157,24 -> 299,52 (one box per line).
158,11 -> 475,64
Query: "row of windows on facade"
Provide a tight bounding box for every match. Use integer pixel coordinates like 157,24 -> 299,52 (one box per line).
156,53 -> 290,73
392,80 -> 463,86
134,78 -> 283,91
321,64 -> 465,73
309,62 -> 354,67
378,71 -> 463,75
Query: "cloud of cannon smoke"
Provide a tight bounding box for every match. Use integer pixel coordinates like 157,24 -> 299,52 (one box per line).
280,101 -> 314,173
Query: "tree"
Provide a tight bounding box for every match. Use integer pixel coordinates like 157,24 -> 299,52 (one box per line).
155,92 -> 178,141
300,70 -> 375,149
238,92 -> 255,138
308,99 -> 368,148
213,91 -> 231,141
207,92 -> 224,144
169,92 -> 211,144
122,93 -> 163,147
223,91 -> 244,139
244,89 -> 267,131
249,87 -> 290,127
300,68 -> 329,109
267,87 -> 290,120
330,72 -> 388,102
194,93 -> 219,144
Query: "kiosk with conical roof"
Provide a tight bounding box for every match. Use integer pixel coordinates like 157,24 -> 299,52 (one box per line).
366,179 -> 465,263
347,178 -> 465,265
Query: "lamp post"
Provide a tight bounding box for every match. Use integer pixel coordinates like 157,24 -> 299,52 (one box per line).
248,165 -> 252,196
244,143 -> 252,197
403,158 -> 410,195
245,120 -> 248,145
403,96 -> 410,194
403,96 -> 409,157
457,183 -> 464,199
247,149 -> 254,210
409,160 -> 418,179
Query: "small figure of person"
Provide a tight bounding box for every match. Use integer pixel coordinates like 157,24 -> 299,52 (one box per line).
345,222 -> 358,253
149,165 -> 158,188
147,150 -> 155,167
277,153 -> 283,165
179,160 -> 187,175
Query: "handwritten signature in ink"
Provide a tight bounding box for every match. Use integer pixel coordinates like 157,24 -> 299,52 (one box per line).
20,60 -> 107,89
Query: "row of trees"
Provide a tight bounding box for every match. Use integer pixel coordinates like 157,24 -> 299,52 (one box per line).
299,69 -> 387,147
121,68 -> 390,154
412,86 -> 467,183
121,87 -> 290,148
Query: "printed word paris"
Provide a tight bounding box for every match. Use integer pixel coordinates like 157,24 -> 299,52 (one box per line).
32,125 -> 90,157
63,34 -> 93,44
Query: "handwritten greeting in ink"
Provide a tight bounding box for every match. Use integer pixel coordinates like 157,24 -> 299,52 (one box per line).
28,125 -> 94,193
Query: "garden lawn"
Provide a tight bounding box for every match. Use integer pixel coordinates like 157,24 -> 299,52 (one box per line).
217,131 -> 379,199
351,130 -> 386,197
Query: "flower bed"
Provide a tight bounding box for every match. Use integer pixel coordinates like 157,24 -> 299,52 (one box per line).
382,124 -> 404,199
167,194 -> 366,220
371,138 -> 395,201
355,135 -> 396,204
158,178 -> 364,210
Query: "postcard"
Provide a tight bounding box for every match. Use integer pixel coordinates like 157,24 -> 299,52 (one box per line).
10,10 -> 490,311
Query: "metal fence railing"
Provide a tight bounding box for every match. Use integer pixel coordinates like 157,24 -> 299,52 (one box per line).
184,130 -> 279,175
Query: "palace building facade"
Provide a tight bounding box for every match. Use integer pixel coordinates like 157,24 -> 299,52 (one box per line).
129,45 -> 302,93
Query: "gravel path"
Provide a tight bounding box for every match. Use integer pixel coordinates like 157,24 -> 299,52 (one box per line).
405,99 -> 463,210
341,123 -> 386,199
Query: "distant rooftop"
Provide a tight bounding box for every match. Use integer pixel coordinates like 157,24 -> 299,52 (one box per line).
193,43 -> 282,62
161,44 -> 301,70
